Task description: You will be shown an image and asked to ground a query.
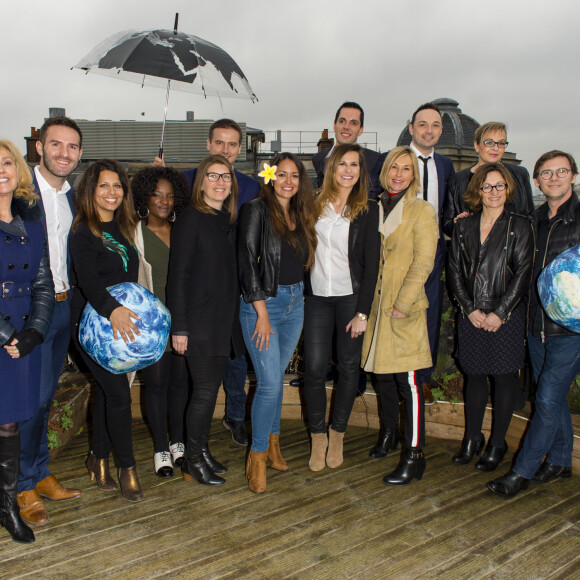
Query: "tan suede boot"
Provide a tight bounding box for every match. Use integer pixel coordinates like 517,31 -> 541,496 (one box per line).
246,450 -> 268,493
309,433 -> 328,472
266,434 -> 289,471
326,428 -> 344,468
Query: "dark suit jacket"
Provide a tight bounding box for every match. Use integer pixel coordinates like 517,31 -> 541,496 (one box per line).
183,167 -> 260,211
32,171 -> 75,285
312,147 -> 384,199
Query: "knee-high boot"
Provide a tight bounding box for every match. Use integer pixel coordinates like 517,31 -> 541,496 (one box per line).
0,434 -> 35,543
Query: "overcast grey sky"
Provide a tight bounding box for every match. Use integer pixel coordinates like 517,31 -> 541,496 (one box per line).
4,0 -> 579,172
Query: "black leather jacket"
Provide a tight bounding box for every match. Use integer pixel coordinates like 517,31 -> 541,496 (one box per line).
531,193 -> 580,337
447,209 -> 533,322
0,197 -> 54,347
442,163 -> 535,238
238,198 -> 282,303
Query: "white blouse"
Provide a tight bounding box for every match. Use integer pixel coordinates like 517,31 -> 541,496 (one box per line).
310,203 -> 353,297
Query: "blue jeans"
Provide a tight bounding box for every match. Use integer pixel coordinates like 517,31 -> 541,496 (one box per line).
514,333 -> 580,479
19,298 -> 71,491
223,354 -> 248,421
241,283 -> 304,453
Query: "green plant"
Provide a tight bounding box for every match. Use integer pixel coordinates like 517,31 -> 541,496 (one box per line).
430,387 -> 446,402
438,370 -> 461,385
440,306 -> 453,324
60,403 -> 73,430
47,430 -> 60,450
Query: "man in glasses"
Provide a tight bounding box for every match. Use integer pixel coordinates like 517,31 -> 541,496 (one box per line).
156,119 -> 259,448
488,150 -> 579,498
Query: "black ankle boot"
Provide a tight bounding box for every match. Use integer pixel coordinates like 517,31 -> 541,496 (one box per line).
383,448 -> 426,485
453,433 -> 485,464
0,435 -> 35,543
182,456 -> 225,486
369,428 -> 400,459
475,441 -> 508,472
201,446 -> 227,474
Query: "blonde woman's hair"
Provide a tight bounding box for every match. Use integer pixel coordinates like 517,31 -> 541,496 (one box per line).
379,146 -> 421,196
0,140 -> 38,205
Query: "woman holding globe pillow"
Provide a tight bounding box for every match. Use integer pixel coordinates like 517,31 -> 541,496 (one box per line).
166,154 -> 243,487
131,167 -> 190,478
70,159 -> 143,502
447,162 -> 533,471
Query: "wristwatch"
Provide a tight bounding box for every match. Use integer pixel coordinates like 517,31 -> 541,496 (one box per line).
355,312 -> 367,321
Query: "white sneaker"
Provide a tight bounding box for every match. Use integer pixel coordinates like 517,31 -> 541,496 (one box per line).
154,451 -> 173,478
169,442 -> 185,466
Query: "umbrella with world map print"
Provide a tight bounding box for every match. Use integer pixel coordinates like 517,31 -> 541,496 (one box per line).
73,14 -> 257,155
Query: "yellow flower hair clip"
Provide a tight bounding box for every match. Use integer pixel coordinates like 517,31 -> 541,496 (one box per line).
258,163 -> 277,185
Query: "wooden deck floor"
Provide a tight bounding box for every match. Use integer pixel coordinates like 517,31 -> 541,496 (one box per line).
1,419 -> 579,579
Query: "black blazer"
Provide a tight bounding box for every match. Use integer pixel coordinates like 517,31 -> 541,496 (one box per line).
167,206 -> 243,357
312,147 -> 384,199
305,200 -> 380,316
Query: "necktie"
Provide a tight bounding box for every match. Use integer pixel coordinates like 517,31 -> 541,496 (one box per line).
419,156 -> 431,202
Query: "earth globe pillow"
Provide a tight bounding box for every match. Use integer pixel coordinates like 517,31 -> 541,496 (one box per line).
538,244 -> 580,334
79,282 -> 171,374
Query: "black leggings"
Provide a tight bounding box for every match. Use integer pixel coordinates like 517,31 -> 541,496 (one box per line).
141,351 -> 189,452
73,325 -> 135,468
465,372 -> 519,447
304,294 -> 363,433
184,356 -> 228,458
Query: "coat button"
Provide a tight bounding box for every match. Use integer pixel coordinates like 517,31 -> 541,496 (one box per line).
23,264 -> 29,269
5,236 -> 11,243
22,314 -> 28,320
3,315 -> 9,321
19,236 -> 26,244
8,264 -> 14,270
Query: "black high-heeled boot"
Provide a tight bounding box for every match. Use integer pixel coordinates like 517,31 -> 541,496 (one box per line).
452,433 -> 485,464
201,446 -> 227,474
369,428 -> 400,459
475,441 -> 508,472
182,456 -> 225,486
383,448 -> 426,485
0,434 -> 35,543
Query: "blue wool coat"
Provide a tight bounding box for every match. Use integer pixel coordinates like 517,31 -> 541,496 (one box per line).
0,196 -> 54,423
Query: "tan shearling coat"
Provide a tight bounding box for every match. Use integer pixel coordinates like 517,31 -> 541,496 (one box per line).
362,190 -> 438,374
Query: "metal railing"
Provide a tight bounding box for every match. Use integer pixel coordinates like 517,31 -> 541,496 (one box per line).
257,130 -> 379,155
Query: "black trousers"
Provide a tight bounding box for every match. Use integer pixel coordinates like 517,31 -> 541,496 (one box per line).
304,294 -> 363,434
73,325 -> 135,468
184,356 -> 228,458
141,351 -> 189,452
374,371 -> 425,449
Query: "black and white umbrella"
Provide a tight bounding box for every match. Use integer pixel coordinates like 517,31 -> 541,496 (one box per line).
73,14 -> 257,155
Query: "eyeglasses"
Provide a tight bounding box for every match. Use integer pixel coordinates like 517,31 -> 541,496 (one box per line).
481,182 -> 507,193
538,168 -> 572,180
206,172 -> 233,183
482,139 -> 509,149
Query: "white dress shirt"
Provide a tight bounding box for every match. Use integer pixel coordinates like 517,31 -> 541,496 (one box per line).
34,166 -> 73,292
410,142 -> 439,222
311,203 -> 353,296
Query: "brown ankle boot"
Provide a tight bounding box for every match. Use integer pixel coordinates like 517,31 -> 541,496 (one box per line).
246,450 -> 268,494
326,428 -> 344,468
118,467 -> 144,502
266,434 -> 289,471
309,433 -> 328,472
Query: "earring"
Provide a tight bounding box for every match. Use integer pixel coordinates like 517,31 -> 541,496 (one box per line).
138,207 -> 149,220
168,211 -> 176,223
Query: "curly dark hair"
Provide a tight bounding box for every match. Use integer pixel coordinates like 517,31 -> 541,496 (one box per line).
131,166 -> 190,221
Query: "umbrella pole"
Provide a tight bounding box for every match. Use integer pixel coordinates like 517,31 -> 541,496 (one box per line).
159,79 -> 171,158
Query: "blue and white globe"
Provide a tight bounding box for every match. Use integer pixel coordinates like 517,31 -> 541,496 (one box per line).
538,244 -> 580,334
79,282 -> 171,374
